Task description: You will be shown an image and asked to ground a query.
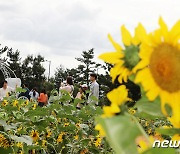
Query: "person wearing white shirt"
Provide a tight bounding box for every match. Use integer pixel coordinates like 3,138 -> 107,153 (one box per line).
0,80 -> 14,101
29,88 -> 39,101
59,76 -> 74,97
87,73 -> 99,105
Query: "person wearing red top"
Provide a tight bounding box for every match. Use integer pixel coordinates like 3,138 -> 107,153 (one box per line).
38,89 -> 48,107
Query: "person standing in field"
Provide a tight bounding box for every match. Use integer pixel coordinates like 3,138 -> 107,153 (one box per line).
0,80 -> 14,101
59,76 -> 74,97
87,73 -> 99,105
38,89 -> 48,107
29,88 -> 39,101
76,84 -> 88,109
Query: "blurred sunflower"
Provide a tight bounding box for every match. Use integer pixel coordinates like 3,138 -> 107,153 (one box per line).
57,132 -> 64,143
0,134 -> 10,148
30,130 -> 39,142
99,24 -> 144,83
46,129 -> 52,138
102,85 -> 129,117
13,100 -> 18,107
94,135 -> 102,147
135,17 -> 180,118
95,124 -> 105,137
2,100 -> 8,107
32,104 -> 37,110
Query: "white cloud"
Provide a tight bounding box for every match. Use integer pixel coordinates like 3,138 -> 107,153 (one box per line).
0,0 -> 180,77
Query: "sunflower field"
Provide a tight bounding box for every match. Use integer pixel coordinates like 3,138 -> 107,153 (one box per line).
0,89 -> 112,153
1,17 -> 180,154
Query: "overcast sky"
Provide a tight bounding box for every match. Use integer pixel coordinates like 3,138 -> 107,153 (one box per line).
0,0 -> 180,77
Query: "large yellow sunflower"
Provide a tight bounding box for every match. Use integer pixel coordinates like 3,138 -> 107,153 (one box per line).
135,17 -> 180,121
99,24 -> 145,83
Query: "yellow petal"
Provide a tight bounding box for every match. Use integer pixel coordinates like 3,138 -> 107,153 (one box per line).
135,23 -> 150,45
108,34 -> 122,51
107,85 -> 128,106
159,17 -> 169,42
170,20 -> 180,45
110,63 -> 124,82
121,25 -> 132,46
98,51 -> 124,64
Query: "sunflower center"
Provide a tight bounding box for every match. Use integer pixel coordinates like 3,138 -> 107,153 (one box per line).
150,43 -> 180,93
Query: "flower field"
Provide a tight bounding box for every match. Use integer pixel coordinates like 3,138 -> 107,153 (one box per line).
0,90 -> 112,153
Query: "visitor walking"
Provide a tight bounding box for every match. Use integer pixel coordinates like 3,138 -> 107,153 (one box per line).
0,80 -> 14,101
87,73 -> 99,105
38,89 -> 48,107
29,88 -> 39,101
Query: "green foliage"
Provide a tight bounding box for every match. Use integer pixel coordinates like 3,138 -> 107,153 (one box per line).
0,92 -> 112,153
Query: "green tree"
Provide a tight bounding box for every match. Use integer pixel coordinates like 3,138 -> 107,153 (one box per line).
6,48 -> 22,78
21,55 -> 46,90
75,48 -> 96,85
0,45 -> 9,81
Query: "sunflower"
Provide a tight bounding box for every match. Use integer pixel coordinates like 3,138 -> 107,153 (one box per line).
99,24 -> 144,83
2,100 -> 8,107
46,129 -> 52,138
74,135 -> 79,140
94,135 -> 102,147
0,134 -> 10,149
16,142 -> 23,148
13,100 -> 18,107
102,85 -> 129,117
32,104 -> 37,110
134,17 -> 180,120
95,124 -> 105,137
42,140 -> 47,147
57,132 -> 64,143
30,130 -> 39,142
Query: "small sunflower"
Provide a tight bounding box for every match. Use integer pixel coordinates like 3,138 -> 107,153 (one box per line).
57,132 -> 64,143
42,140 -> 47,147
13,100 -> 18,107
74,135 -> 79,140
134,17 -> 180,120
32,104 -> 37,110
30,130 -> 39,142
95,124 -> 105,137
2,100 -> 8,107
99,24 -> 144,83
46,129 -> 52,138
94,135 -> 102,147
0,134 -> 10,149
16,142 -> 23,148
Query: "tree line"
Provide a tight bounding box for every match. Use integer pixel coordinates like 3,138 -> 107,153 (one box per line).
0,44 -> 140,106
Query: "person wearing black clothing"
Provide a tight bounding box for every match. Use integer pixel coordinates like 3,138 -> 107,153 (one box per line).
19,84 -> 30,100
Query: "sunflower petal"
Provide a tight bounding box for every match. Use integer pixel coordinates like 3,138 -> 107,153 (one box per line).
121,25 -> 132,46
98,51 -> 124,64
108,34 -> 122,51
159,17 -> 169,42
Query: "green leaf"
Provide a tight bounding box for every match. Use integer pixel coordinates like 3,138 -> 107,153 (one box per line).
142,147 -> 175,154
157,128 -> 180,136
97,115 -> 142,154
16,87 -> 26,93
135,96 -> 165,119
